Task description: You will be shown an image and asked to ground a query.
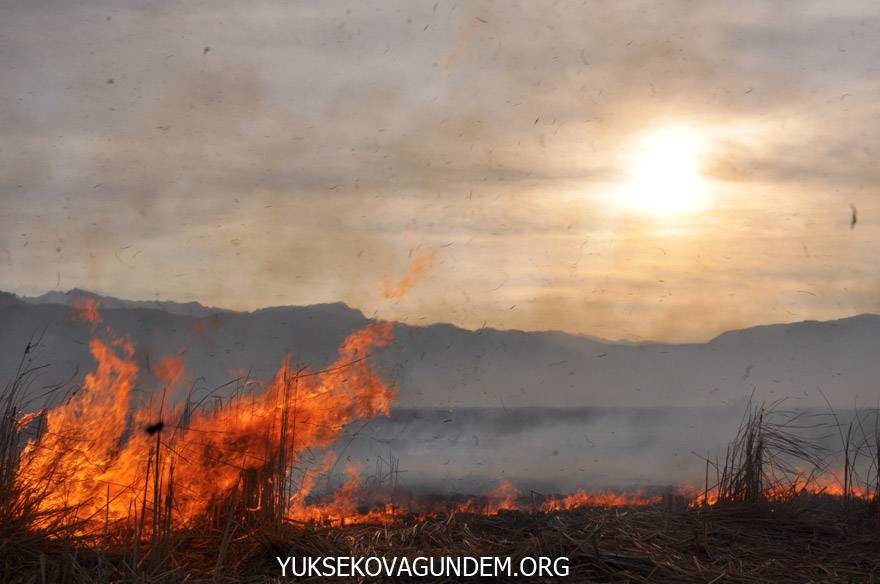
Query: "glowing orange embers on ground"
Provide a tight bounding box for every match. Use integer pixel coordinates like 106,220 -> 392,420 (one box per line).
447,482 -> 661,517
18,304 -> 396,533
540,489 -> 661,511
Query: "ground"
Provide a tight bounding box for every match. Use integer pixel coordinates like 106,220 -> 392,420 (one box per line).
4,497 -> 877,583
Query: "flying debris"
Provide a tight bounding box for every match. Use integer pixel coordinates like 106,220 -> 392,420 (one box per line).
850,204 -> 858,229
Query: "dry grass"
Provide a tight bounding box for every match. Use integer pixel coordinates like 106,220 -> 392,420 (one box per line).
0,498 -> 877,583
1,344 -> 879,583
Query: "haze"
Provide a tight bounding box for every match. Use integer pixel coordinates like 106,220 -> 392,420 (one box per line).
2,0 -> 879,342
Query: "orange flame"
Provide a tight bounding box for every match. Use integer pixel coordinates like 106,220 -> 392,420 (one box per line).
17,305 -> 876,531
71,297 -> 104,327
20,337 -> 137,522
540,489 -> 661,511
287,463 -> 398,526
19,321 -> 396,532
765,471 -> 872,501
383,252 -> 435,299
153,354 -> 185,387
678,470 -> 875,509
453,480 -> 520,514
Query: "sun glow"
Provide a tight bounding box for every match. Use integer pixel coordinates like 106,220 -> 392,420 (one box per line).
617,125 -> 710,216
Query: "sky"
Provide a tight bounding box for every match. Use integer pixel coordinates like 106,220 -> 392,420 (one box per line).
1,0 -> 878,342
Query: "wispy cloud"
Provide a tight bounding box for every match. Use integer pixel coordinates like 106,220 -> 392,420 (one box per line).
1,0 -> 877,341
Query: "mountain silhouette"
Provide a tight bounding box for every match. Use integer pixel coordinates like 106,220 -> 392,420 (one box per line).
1,289 -> 877,409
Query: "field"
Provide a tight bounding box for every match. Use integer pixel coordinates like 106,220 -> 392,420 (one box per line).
2,313 -> 879,583
1,496 -> 878,582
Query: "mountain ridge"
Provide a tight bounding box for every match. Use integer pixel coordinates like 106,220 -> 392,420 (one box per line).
2,289 -> 878,409
12,287 -> 877,347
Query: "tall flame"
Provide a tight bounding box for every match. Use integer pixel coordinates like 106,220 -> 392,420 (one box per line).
19,306 -> 396,532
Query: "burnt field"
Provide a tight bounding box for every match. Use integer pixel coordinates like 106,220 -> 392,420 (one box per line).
2,497 -> 879,583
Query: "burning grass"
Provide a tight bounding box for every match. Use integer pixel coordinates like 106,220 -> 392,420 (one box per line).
1,307 -> 879,582
0,494 -> 877,582
15,313 -> 396,534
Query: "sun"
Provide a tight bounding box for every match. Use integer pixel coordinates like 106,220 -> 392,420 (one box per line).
616,125 -> 709,216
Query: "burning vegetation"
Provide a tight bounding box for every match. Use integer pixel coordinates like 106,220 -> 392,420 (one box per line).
0,304 -> 878,582
15,306 -> 397,535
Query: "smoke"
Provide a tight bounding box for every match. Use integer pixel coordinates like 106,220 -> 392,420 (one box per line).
332,406 -> 743,494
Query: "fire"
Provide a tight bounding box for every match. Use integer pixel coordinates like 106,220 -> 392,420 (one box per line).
442,482 -> 659,517
18,303 -> 397,533
540,489 -> 661,511
287,463 -> 397,526
383,252 -> 435,300
453,480 -> 520,515
14,303 -> 876,534
153,354 -> 185,387
72,297 -> 103,326
19,337 -> 139,523
287,479 -> 664,526
765,471 -> 872,501
678,470 -> 875,509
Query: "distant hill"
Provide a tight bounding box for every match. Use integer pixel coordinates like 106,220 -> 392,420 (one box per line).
22,288 -> 233,318
1,289 -> 878,409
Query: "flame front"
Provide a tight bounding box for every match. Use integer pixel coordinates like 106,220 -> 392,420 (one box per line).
20,337 -> 138,523
15,304 -> 874,534
540,489 -> 661,511
18,312 -> 396,532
